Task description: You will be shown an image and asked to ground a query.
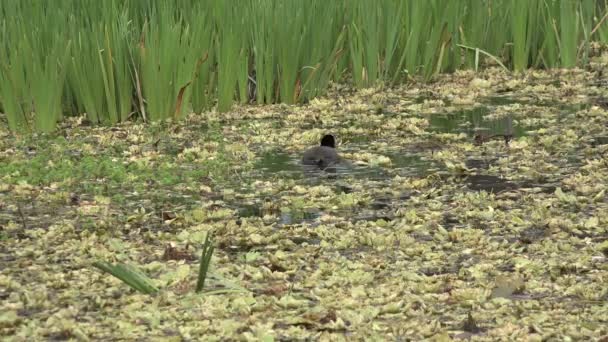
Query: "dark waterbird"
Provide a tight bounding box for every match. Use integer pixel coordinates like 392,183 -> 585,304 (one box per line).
302,134 -> 340,169
473,133 -> 512,146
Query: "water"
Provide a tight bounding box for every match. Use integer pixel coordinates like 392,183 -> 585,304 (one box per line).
226,95 -> 597,226
427,106 -> 525,137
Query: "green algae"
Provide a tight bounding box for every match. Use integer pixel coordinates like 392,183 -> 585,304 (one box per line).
1,67 -> 608,340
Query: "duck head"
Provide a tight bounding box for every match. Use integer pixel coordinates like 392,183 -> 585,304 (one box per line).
320,134 -> 336,148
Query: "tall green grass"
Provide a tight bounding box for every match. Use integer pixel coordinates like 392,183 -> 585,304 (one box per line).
0,2 -> 71,132
1,0 -> 607,132
68,1 -> 133,125
595,1 -> 608,43
215,2 -> 247,112
0,12 -> 29,132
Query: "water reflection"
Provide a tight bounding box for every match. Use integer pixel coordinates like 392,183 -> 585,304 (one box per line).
427,106 -> 525,138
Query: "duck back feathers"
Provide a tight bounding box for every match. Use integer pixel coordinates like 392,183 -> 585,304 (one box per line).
302,134 -> 339,169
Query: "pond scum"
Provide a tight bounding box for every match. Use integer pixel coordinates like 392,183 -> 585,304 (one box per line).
1,1 -> 608,341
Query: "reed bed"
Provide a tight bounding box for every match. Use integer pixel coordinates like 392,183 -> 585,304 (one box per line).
1,0 -> 607,132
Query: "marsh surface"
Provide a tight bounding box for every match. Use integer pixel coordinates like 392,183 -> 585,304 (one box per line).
1,68 -> 607,340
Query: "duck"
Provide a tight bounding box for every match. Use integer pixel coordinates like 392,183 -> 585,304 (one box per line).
473,133 -> 512,146
302,134 -> 340,169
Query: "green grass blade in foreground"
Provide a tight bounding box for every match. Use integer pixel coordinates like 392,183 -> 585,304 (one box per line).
93,261 -> 159,295
196,232 -> 215,293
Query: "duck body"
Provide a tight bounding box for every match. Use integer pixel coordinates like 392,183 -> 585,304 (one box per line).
302,146 -> 339,168
301,134 -> 340,169
474,133 -> 513,146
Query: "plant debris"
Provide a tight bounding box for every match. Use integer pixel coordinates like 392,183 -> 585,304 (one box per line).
1,67 -> 608,340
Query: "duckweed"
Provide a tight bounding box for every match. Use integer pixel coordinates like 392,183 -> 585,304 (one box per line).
1,67 -> 608,340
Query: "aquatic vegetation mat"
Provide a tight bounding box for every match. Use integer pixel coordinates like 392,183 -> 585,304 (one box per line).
1,67 -> 608,340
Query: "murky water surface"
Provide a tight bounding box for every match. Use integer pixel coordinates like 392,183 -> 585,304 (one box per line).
231,96 -> 592,226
